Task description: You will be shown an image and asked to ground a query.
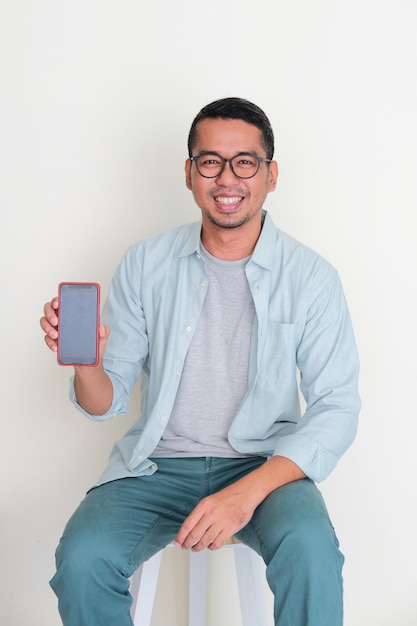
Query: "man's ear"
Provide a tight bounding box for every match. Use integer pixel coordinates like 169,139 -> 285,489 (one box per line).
185,159 -> 192,190
268,160 -> 279,192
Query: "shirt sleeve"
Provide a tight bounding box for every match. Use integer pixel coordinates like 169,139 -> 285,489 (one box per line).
272,270 -> 361,482
69,244 -> 148,421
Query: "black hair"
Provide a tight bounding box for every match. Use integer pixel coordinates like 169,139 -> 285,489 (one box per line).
187,97 -> 275,160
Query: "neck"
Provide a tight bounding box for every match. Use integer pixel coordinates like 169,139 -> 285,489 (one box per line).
201,216 -> 262,260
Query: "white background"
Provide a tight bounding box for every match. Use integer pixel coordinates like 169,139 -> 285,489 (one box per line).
1,1 -> 416,624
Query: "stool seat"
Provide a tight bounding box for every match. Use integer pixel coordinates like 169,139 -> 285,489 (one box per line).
131,539 -> 268,626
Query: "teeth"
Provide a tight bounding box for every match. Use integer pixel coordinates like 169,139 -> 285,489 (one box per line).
215,196 -> 242,205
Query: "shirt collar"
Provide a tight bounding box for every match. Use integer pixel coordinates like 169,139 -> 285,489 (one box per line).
178,211 -> 276,270
250,211 -> 276,270
178,221 -> 203,257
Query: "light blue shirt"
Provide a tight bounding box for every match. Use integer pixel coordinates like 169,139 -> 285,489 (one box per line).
71,212 -> 360,485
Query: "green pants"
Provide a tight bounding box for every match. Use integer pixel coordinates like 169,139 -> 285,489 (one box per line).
50,457 -> 344,625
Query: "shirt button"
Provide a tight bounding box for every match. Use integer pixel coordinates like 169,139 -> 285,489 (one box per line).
160,415 -> 167,422
137,454 -> 143,461
200,281 -> 207,287
186,326 -> 192,332
151,464 -> 158,471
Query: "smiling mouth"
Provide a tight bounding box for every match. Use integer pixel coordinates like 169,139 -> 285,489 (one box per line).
214,196 -> 243,205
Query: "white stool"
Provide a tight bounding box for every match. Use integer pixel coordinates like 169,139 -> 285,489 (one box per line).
130,539 -> 269,626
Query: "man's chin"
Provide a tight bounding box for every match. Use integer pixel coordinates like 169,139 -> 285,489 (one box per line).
206,213 -> 250,230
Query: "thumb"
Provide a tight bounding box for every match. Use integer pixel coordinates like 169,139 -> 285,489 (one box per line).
98,324 -> 111,360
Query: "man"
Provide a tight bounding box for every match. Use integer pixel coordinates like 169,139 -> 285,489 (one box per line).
41,97 -> 360,625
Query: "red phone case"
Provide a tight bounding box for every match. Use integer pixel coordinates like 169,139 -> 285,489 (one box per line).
57,281 -> 100,366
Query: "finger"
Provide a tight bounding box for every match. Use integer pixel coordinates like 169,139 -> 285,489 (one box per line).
40,314 -> 58,338
97,324 -> 111,361
99,324 -> 111,339
177,516 -> 221,551
206,530 -> 229,551
40,297 -> 60,352
44,333 -> 58,353
174,511 -> 205,549
191,527 -> 224,553
43,298 -> 59,326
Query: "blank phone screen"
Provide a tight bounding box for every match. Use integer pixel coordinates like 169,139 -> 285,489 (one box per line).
58,283 -> 99,365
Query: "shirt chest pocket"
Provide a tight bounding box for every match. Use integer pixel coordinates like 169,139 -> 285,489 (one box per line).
259,322 -> 297,381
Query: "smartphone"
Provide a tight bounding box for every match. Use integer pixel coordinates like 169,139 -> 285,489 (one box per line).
57,282 -> 100,366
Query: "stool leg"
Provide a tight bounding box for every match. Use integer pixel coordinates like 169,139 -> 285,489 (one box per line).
188,549 -> 208,626
131,550 -> 164,626
233,544 -> 268,626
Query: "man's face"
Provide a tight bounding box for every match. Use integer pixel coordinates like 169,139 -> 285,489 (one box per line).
185,118 -> 278,231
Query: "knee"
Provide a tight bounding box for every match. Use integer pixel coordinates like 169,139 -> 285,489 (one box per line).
258,480 -> 344,571
51,530 -> 101,595
52,518 -> 127,602
287,512 -> 343,569
50,527 -> 133,623
263,510 -> 344,600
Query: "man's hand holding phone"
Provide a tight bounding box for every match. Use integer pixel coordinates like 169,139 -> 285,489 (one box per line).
40,283 -> 110,366
41,295 -> 111,364
40,284 -> 113,416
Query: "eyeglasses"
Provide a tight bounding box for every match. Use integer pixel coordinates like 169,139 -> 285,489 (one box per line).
190,152 -> 272,179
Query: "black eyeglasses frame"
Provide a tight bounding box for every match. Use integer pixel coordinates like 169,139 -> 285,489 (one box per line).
190,151 -> 272,179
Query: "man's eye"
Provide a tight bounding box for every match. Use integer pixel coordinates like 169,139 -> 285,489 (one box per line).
202,158 -> 221,166
237,158 -> 256,167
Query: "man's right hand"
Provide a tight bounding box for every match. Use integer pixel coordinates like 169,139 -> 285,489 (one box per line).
40,296 -> 111,360
40,296 -> 113,415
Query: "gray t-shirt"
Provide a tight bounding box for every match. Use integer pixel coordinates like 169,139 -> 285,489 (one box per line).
152,245 -> 255,457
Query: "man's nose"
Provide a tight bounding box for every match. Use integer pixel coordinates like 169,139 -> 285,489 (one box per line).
216,159 -> 240,185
